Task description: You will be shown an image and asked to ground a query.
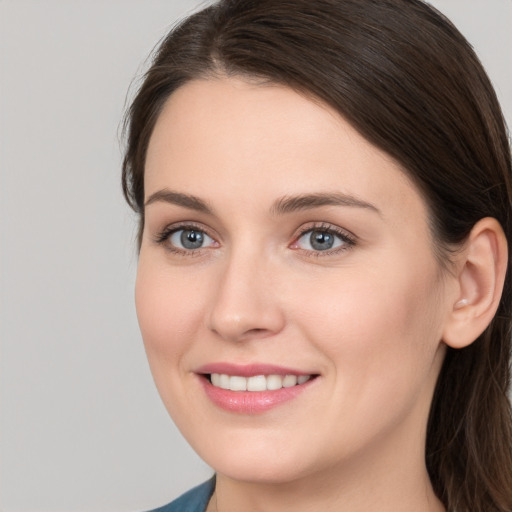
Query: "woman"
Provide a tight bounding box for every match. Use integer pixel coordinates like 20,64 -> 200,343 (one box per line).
122,0 -> 512,510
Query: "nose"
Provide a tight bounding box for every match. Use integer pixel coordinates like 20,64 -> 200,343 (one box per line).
207,249 -> 286,342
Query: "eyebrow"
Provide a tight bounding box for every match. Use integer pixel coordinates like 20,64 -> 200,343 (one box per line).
145,189 -> 213,214
270,192 -> 381,216
144,189 -> 380,216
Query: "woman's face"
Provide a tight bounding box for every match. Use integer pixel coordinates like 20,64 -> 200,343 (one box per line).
137,77 -> 453,484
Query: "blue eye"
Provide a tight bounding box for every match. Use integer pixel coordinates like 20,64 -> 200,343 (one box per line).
168,228 -> 215,250
295,228 -> 350,252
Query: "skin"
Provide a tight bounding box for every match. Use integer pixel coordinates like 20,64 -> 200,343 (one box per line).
137,77 -> 453,511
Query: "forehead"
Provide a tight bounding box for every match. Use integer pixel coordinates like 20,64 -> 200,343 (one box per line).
145,77 -> 426,224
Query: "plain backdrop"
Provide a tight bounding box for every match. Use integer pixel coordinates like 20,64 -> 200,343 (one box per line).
0,1 -> 511,511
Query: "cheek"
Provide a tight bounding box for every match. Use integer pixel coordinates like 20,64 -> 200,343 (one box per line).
298,263 -> 440,339
135,259 -> 205,372
293,260 -> 445,408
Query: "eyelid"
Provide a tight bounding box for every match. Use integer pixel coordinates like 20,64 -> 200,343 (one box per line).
152,220 -> 356,257
290,222 -> 357,255
153,221 -> 220,252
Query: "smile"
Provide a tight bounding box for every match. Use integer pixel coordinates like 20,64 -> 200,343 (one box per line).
209,373 -> 312,391
196,365 -> 318,414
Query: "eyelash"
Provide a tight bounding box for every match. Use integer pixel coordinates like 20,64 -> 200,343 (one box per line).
153,222 -> 216,256
153,222 -> 357,257
292,223 -> 356,257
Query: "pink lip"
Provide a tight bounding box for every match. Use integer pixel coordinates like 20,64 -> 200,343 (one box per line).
196,362 -> 312,377
195,363 -> 318,415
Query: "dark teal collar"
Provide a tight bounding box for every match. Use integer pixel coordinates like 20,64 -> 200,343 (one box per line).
147,477 -> 215,512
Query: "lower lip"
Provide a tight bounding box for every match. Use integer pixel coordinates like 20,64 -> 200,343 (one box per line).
199,376 -> 315,414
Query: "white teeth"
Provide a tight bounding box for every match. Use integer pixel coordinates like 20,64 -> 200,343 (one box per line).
219,374 -> 230,390
247,375 -> 267,391
266,374 -> 283,390
229,376 -> 247,391
210,373 -> 313,391
282,375 -> 298,387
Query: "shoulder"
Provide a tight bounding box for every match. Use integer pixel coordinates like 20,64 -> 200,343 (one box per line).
146,477 -> 216,512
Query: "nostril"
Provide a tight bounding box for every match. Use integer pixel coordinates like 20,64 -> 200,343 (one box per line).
243,327 -> 275,340
207,293 -> 286,342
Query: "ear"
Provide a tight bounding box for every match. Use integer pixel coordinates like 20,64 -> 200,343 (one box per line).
442,217 -> 508,349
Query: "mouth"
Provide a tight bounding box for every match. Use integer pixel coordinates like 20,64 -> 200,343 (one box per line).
196,364 -> 319,414
207,373 -> 313,391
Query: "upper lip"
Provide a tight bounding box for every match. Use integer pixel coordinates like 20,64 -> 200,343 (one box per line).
195,362 -> 315,377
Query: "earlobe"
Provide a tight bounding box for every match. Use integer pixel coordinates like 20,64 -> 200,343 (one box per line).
442,217 -> 508,349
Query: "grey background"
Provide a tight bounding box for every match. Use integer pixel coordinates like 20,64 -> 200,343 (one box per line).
0,1 -> 510,511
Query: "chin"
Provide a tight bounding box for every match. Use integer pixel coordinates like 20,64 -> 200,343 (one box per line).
182,426 -> 316,484
205,453 -> 312,485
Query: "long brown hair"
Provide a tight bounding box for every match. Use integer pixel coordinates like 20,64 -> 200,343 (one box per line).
122,1 -> 512,509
